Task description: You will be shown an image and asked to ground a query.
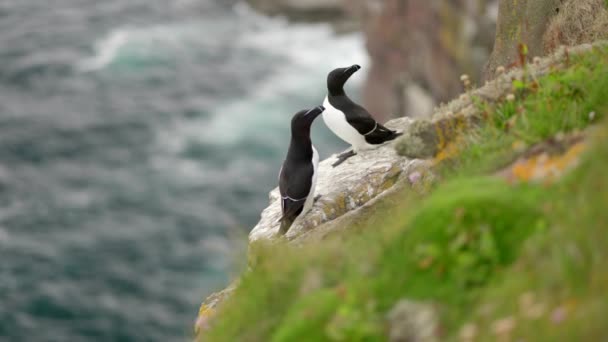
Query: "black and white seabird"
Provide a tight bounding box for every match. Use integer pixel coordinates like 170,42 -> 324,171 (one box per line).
323,64 -> 401,167
278,106 -> 325,235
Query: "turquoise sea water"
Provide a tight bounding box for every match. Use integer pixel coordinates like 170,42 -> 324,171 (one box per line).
0,0 -> 366,340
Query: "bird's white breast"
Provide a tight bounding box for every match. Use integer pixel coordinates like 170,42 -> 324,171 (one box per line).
322,96 -> 369,152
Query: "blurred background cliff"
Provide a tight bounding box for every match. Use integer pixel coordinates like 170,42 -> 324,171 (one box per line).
248,0 -> 499,121
2,0 -> 604,341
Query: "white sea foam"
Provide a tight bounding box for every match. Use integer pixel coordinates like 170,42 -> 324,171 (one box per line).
77,22 -> 207,72
77,30 -> 130,72
80,7 -> 368,186
163,12 -> 369,150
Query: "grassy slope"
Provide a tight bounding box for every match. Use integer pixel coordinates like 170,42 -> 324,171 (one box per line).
201,45 -> 608,342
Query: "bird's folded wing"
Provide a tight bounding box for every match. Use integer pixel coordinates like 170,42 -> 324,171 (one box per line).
280,196 -> 306,222
279,162 -> 314,221
344,106 -> 379,136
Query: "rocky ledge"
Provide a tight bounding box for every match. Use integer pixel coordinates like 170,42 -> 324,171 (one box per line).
249,117 -> 425,243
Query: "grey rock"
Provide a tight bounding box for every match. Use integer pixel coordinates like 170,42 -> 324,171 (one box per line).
194,283 -> 237,336
245,0 -> 347,22
387,300 -> 439,342
394,120 -> 440,159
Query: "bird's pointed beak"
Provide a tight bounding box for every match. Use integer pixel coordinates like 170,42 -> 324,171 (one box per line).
310,105 -> 325,118
341,64 -> 361,76
303,106 -> 325,117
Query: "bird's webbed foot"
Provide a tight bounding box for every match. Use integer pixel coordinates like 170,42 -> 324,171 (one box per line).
332,150 -> 356,167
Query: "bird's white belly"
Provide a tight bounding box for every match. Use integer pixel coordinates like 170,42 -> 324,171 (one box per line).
322,97 -> 370,152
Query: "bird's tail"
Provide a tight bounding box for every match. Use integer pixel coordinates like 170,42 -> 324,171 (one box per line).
278,217 -> 294,235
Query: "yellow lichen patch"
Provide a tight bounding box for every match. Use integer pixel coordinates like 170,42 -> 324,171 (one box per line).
431,112 -> 471,163
434,140 -> 461,164
195,304 -> 216,336
434,128 -> 467,165
502,142 -> 586,183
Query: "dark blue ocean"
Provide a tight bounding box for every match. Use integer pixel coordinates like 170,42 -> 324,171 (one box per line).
0,1 -> 366,340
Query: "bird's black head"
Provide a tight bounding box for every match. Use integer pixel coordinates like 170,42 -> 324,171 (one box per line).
327,64 -> 361,96
291,105 -> 325,139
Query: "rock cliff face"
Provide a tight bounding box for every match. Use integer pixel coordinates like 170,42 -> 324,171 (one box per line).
348,0 -> 498,121
244,0 -> 498,121
245,0 -> 348,22
484,0 -> 608,80
483,0 -> 561,81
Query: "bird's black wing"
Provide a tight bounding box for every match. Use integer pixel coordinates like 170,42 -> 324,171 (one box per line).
337,97 -> 401,145
329,96 -> 378,136
361,121 -> 401,145
278,160 -> 314,225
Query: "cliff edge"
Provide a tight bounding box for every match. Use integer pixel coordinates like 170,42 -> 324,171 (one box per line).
196,40 -> 608,341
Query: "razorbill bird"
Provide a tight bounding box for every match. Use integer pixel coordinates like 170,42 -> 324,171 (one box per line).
278,105 -> 325,235
323,64 -> 401,167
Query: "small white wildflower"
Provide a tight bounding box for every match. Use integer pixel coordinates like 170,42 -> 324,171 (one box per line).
525,303 -> 546,319
506,93 -> 516,102
589,111 -> 596,121
492,317 -> 516,336
459,323 -> 478,341
519,292 -> 536,310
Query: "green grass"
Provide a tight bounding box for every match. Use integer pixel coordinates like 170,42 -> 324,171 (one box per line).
454,45 -> 607,177
200,45 -> 608,341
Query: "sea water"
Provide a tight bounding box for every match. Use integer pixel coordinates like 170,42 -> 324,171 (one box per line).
0,0 -> 367,340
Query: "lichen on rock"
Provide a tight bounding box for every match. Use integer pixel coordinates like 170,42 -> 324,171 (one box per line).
395,113 -> 475,159
194,284 -> 237,336
497,133 -> 588,183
